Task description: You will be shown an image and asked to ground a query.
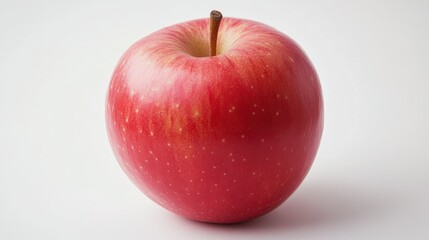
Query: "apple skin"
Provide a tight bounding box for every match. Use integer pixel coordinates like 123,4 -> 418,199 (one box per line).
106,17 -> 323,223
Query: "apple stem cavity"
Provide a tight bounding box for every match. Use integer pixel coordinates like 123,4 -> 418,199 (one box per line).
209,10 -> 223,56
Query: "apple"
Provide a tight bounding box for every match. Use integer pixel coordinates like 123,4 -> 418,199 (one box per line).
106,10 -> 323,223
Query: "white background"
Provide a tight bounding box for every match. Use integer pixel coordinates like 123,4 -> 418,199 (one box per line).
1,0 -> 428,239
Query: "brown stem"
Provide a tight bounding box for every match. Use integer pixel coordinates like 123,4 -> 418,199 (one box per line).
209,10 -> 223,56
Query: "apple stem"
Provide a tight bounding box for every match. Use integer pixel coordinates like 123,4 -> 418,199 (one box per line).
210,10 -> 223,56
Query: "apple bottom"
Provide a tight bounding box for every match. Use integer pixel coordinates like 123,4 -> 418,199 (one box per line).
113,135 -> 316,223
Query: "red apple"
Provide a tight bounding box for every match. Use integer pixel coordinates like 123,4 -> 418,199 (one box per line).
106,11 -> 323,223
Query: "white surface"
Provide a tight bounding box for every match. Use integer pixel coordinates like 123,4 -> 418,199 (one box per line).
1,0 -> 428,239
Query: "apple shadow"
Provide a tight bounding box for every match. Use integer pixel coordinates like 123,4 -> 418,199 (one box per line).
180,181 -> 392,234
